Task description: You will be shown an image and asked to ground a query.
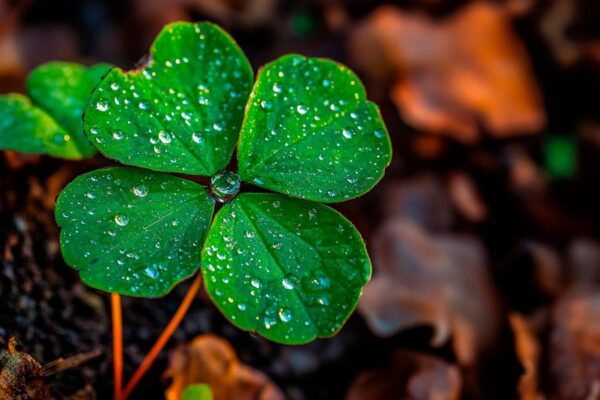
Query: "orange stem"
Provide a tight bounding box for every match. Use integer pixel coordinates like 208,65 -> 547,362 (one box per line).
122,273 -> 203,399
111,293 -> 123,400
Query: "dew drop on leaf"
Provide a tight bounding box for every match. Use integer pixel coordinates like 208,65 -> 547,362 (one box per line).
278,308 -> 292,322
296,104 -> 308,115
131,185 -> 148,198
114,214 -> 129,226
144,265 -> 159,279
282,274 -> 297,290
158,131 -> 172,144
250,278 -> 262,289
96,100 -> 109,112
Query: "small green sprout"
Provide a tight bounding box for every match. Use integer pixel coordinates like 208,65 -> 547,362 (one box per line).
55,21 -> 392,344
0,62 -> 112,158
182,384 -> 212,400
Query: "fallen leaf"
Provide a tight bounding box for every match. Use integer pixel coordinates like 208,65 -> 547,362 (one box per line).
0,337 -> 53,400
446,171 -> 488,222
381,175 -> 453,231
549,292 -> 600,400
164,334 -> 284,400
568,239 -> 600,290
359,218 -> 500,366
346,350 -> 462,400
539,0 -> 582,66
349,3 -> 545,143
509,313 -> 541,400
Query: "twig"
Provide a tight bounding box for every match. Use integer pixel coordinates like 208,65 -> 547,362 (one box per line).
41,348 -> 102,376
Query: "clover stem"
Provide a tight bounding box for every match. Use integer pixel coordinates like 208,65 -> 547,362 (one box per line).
111,293 -> 124,400
122,272 -> 203,399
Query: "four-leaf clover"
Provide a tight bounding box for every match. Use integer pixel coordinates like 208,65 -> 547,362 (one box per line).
56,22 -> 392,344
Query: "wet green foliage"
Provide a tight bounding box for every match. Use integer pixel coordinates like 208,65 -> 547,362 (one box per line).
0,62 -> 111,158
238,55 -> 391,202
85,23 -> 253,175
55,21 -> 391,344
202,193 -> 371,344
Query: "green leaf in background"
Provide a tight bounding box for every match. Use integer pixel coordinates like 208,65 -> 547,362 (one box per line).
544,135 -> 577,179
0,94 -> 84,158
238,54 -> 392,203
56,167 -> 215,297
84,22 -> 253,176
182,384 -> 213,400
201,192 -> 371,344
27,62 -> 112,157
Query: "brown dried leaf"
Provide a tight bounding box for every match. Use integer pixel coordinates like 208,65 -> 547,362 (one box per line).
549,292 -> 600,400
446,171 -> 488,223
0,337 -> 52,400
568,239 -> 600,290
164,334 -> 284,400
382,175 -> 453,231
359,218 -> 500,365
346,350 -> 462,400
509,313 -> 541,400
350,3 -> 545,143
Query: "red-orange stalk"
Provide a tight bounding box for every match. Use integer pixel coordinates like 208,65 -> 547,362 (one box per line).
122,272 -> 203,399
111,293 -> 123,400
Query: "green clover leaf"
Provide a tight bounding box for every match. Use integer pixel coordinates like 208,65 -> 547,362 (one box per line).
56,21 -> 392,344
56,167 -> 214,297
202,193 -> 370,344
84,22 -> 253,176
238,55 -> 391,202
0,62 -> 111,158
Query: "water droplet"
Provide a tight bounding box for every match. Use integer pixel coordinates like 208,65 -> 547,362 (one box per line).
260,100 -> 273,110
138,101 -> 149,110
110,82 -> 120,91
158,131 -> 172,144
114,214 -> 129,227
112,131 -> 124,140
264,315 -> 277,329
278,308 -> 292,322
374,129 -> 385,138
272,82 -> 283,94
96,100 -> 109,112
237,303 -> 247,311
296,104 -> 308,115
322,79 -> 332,88
192,133 -> 203,143
282,275 -> 297,290
213,123 -> 223,131
144,265 -> 159,279
210,170 -> 240,203
85,192 -> 96,199
131,185 -> 148,198
244,230 -> 256,239
250,278 -> 262,289
317,295 -> 330,306
342,128 -> 354,139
